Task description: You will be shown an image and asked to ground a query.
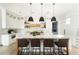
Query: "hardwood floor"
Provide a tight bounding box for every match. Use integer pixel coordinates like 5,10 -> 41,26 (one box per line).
0,41 -> 79,55
0,42 -> 17,55
70,47 -> 79,55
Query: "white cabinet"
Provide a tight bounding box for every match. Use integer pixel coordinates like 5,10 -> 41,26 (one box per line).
6,17 -> 24,28
1,34 -> 16,46
9,34 -> 16,44
6,10 -> 24,29
1,34 -> 10,46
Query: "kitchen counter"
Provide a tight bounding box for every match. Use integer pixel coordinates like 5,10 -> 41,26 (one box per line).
16,33 -> 69,39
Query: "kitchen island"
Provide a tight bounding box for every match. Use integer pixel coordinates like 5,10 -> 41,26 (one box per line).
16,33 -> 70,55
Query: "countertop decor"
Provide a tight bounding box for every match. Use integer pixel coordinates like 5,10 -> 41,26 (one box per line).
30,31 -> 43,36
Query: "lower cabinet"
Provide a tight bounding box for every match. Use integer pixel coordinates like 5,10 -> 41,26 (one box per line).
1,34 -> 16,46
1,34 -> 10,46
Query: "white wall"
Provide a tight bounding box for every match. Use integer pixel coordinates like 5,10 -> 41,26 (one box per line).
69,12 -> 79,47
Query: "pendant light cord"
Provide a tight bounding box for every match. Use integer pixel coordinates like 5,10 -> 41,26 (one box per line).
41,3 -> 43,17
53,3 -> 55,16
30,3 -> 32,17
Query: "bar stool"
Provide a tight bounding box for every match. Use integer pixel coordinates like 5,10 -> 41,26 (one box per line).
17,39 -> 29,55
30,39 -> 41,55
55,39 -> 69,55
43,39 -> 55,55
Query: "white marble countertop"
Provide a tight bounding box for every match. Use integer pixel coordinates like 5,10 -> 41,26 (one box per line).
16,33 -> 69,39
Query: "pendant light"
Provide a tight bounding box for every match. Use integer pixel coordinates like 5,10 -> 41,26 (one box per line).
39,3 -> 44,22
28,3 -> 33,22
51,3 -> 56,21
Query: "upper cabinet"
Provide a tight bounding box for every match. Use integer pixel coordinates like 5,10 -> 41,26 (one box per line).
6,10 -> 24,29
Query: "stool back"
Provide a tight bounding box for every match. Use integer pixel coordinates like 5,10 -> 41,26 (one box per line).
58,39 -> 69,47
18,39 -> 29,47
44,39 -> 54,47
31,39 -> 40,47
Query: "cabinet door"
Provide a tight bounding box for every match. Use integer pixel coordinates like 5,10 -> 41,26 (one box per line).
52,21 -> 58,34
1,35 -> 10,46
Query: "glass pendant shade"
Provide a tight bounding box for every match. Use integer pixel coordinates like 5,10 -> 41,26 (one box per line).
28,16 -> 33,21
39,16 -> 44,21
51,16 -> 56,21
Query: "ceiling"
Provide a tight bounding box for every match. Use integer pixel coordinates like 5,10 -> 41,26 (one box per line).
0,3 -> 79,18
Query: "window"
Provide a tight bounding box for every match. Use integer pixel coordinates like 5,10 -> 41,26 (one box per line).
66,18 -> 71,25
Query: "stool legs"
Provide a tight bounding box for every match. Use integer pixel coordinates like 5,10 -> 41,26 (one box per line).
57,47 -> 69,55
58,47 -> 62,55
53,47 -> 55,55
67,47 -> 69,55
